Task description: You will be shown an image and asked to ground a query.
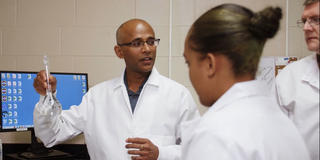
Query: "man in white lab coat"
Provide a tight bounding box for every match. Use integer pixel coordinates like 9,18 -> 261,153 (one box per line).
33,19 -> 199,160
275,0 -> 319,160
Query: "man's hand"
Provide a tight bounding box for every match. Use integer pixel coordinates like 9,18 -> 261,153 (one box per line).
33,70 -> 57,96
125,137 -> 159,160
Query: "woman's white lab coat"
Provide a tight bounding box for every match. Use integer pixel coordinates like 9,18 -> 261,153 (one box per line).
182,80 -> 310,160
34,68 -> 200,160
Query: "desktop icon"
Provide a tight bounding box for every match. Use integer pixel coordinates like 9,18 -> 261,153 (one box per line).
13,89 -> 17,94
1,81 -> 6,87
7,96 -> 12,102
14,119 -> 18,124
18,81 -> 22,87
2,111 -> 8,118
8,104 -> 12,109
1,88 -> 6,94
7,88 -> 12,94
2,96 -> 7,102
18,89 -> 22,94
12,81 -> 17,87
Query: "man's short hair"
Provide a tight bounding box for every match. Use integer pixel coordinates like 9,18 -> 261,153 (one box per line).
304,0 -> 319,6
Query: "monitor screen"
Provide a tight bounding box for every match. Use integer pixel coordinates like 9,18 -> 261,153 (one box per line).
0,71 -> 88,131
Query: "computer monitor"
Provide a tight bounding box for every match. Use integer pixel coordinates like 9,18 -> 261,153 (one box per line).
0,71 -> 88,158
0,71 -> 88,131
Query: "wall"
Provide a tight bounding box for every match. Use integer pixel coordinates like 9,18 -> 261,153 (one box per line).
0,0 -> 308,144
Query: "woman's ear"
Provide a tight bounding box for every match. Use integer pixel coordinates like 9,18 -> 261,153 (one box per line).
205,53 -> 216,78
114,45 -> 124,59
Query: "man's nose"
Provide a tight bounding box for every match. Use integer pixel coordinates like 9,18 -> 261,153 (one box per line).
142,42 -> 151,53
303,21 -> 313,31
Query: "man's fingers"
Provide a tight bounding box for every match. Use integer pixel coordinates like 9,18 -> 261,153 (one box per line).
33,79 -> 45,95
126,138 -> 148,144
126,138 -> 159,160
34,80 -> 46,90
125,143 -> 141,149
38,70 -> 47,81
131,156 -> 145,160
33,70 -> 52,95
126,143 -> 150,150
35,70 -> 57,92
128,150 -> 148,156
49,76 -> 55,83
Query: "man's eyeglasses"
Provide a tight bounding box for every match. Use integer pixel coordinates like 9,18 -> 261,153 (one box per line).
117,39 -> 160,48
297,17 -> 320,28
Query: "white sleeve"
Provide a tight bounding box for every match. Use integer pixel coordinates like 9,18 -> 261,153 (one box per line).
33,92 -> 85,147
157,89 -> 200,160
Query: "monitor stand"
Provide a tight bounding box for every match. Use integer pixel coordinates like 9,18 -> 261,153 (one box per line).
17,129 -> 71,159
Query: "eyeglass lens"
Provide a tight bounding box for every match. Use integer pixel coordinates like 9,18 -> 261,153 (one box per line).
298,17 -> 320,27
131,39 -> 159,47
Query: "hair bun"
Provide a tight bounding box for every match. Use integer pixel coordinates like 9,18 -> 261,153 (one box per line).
249,7 -> 282,39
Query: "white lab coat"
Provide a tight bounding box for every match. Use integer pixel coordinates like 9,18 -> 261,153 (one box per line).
34,68 -> 200,160
275,54 -> 319,160
182,80 -> 310,160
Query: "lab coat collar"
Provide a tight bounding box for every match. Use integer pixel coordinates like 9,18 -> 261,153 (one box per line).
113,67 -> 160,90
208,80 -> 268,112
301,54 -> 319,89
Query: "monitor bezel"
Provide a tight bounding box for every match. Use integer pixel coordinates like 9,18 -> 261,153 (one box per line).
0,70 -> 89,132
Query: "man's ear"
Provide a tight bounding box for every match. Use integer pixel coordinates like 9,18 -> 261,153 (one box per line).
205,53 -> 216,78
114,45 -> 124,59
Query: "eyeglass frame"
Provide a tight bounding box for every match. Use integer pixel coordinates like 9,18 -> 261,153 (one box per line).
117,38 -> 160,48
297,16 -> 320,28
